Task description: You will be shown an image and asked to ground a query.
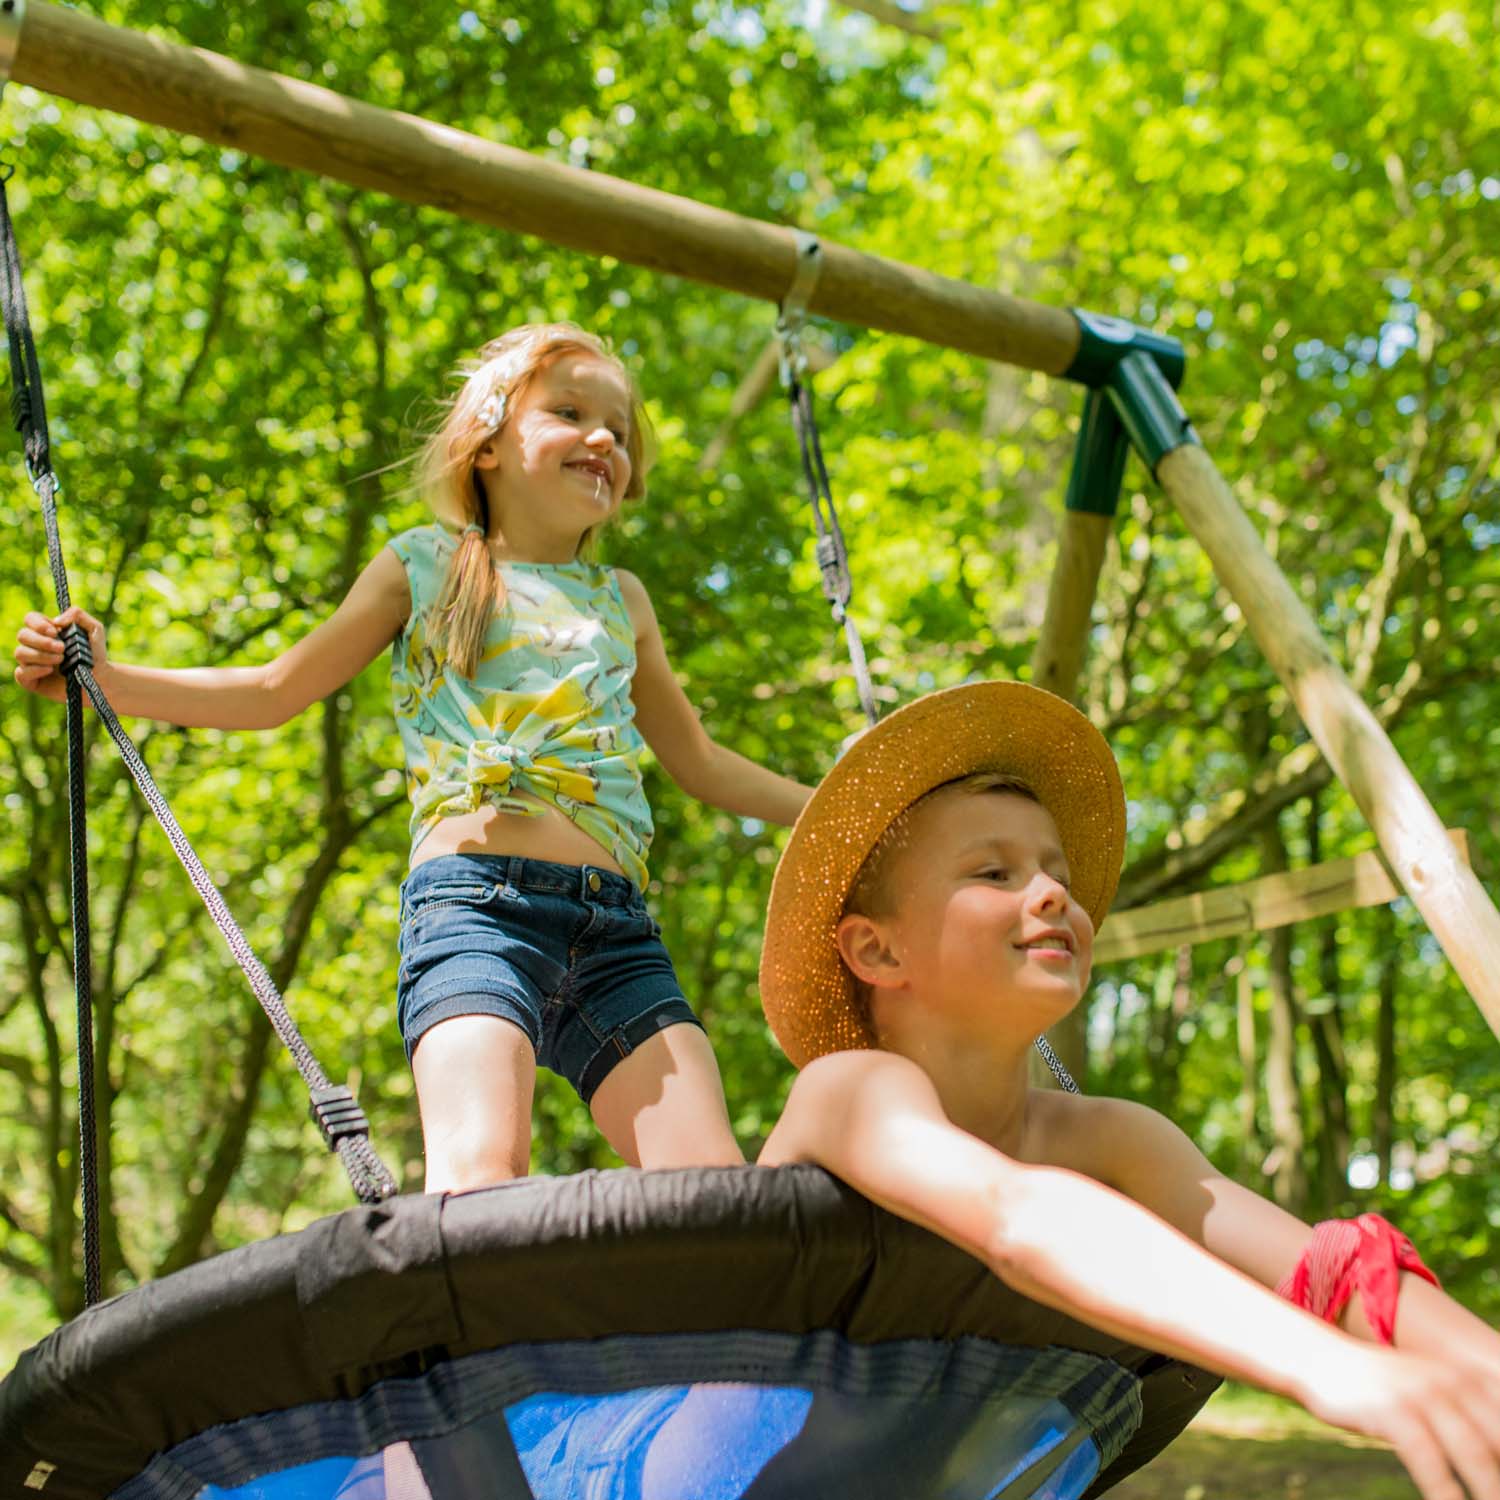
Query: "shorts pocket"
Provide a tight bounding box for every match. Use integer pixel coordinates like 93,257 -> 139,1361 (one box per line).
405,880 -> 493,918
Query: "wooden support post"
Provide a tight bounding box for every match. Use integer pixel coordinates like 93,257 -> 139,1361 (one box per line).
1029,508 -> 1114,1083
1157,443 -> 1500,1040
1031,510 -> 1113,701
11,2 -> 1080,375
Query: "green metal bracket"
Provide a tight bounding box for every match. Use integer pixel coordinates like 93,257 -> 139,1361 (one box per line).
1065,308 -> 1186,391
1062,309 -> 1197,514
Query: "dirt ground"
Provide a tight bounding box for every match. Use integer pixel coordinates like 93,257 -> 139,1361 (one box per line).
1108,1414 -> 1413,1499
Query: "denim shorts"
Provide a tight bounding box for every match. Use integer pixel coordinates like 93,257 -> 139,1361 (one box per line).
396,853 -> 702,1103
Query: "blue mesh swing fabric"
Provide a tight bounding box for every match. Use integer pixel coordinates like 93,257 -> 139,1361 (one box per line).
119,1332 -> 1142,1500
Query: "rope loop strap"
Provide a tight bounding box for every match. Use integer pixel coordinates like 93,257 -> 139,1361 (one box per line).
775,230 -> 823,388
310,1085 -> 372,1151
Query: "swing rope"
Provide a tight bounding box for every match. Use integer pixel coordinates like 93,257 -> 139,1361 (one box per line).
774,234 -> 1079,1095
776,232 -> 880,729
0,176 -> 397,1298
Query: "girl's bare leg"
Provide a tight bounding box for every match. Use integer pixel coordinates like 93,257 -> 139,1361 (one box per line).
590,1023 -> 744,1169
411,1014 -> 537,1192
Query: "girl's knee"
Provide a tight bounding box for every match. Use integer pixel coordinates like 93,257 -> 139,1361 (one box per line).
638,1134 -> 745,1171
425,1133 -> 532,1193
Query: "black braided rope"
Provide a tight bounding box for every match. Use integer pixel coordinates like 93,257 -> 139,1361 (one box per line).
1,181 -> 104,1305
73,664 -> 396,1200
0,177 -> 397,1244
1033,1033 -> 1080,1094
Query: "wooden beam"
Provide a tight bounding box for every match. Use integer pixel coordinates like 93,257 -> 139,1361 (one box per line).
1157,444 -> 1500,1040
11,2 -> 1079,376
1095,830 -> 1472,966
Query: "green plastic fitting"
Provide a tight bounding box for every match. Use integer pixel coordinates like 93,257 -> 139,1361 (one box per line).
1065,309 -> 1186,391
1061,309 -> 1198,513
1063,390 -> 1129,516
1107,350 -> 1198,473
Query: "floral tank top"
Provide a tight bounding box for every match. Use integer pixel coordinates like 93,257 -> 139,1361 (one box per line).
387,525 -> 653,888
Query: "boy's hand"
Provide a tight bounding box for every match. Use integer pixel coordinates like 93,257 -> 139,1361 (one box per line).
1300,1342 -> 1500,1500
13,606 -> 107,702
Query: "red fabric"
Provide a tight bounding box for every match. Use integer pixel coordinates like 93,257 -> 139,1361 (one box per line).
1276,1213 -> 1440,1344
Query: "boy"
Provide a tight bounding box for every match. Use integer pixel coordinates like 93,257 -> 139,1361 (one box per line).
759,681 -> 1500,1500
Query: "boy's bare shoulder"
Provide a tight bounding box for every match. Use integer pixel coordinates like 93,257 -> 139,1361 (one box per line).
1028,1090 -> 1184,1186
760,1049 -> 941,1168
789,1048 -> 937,1112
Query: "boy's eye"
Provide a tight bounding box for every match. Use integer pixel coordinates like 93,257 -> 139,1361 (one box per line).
978,868 -> 1011,882
556,405 -> 580,420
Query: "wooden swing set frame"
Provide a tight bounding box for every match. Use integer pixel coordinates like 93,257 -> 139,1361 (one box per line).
2,0 -> 1495,1040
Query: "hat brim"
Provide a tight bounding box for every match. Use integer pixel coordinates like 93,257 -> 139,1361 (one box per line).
759,681 -> 1126,1067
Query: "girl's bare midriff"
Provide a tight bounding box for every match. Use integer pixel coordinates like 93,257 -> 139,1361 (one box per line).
411,792 -> 627,877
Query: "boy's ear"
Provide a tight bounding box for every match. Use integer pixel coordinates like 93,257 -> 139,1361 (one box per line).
836,912 -> 907,990
473,439 -> 501,470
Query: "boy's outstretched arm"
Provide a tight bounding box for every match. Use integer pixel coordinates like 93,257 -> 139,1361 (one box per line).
759,1050 -> 1500,1500
1082,1094 -> 1500,1378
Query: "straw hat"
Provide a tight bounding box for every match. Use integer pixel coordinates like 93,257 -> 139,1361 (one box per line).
760,680 -> 1126,1067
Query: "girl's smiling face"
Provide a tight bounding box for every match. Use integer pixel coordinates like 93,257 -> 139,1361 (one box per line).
476,352 -> 634,549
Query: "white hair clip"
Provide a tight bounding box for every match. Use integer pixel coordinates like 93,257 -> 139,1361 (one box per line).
476,389 -> 508,434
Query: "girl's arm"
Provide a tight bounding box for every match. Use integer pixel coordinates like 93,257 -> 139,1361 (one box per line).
1082,1094 -> 1500,1377
13,548 -> 410,730
616,569 -> 811,826
760,1050 -> 1500,1500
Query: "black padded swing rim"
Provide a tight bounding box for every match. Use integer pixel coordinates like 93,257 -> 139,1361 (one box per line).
0,1165 -> 1220,1499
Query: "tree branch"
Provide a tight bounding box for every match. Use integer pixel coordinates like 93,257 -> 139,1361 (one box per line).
837,0 -> 944,38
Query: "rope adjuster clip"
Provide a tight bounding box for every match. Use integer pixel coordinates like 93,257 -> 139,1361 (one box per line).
60,620 -> 92,678
310,1084 -> 371,1150
775,230 -> 822,388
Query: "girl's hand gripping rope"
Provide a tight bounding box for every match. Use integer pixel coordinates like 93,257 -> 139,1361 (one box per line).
14,605 -> 108,702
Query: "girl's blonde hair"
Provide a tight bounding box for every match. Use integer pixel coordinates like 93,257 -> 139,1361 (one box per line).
417,322 -> 655,677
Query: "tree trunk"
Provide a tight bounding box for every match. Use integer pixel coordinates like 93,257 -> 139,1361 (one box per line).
1260,820 -> 1309,1215
1305,796 -> 1350,1212
1145,945 -> 1194,1115
1374,913 -> 1398,1185
1235,943 -> 1261,1180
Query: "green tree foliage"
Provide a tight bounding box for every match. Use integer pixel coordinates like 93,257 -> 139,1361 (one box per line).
1,0 -> 1496,1357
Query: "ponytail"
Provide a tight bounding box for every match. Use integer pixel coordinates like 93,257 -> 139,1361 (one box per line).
432,527 -> 500,680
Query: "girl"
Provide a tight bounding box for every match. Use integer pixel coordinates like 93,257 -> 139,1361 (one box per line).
15,322 -> 811,1193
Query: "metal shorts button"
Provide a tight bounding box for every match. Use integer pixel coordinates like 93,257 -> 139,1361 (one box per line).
587,871 -> 602,892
